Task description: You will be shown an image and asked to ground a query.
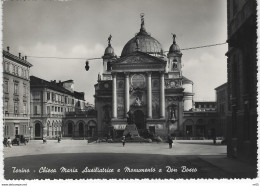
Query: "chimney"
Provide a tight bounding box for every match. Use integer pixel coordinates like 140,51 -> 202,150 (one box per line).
25,56 -> 27,61
7,46 -> 9,52
19,53 -> 21,58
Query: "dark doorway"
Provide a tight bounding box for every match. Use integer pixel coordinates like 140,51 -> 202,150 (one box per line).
196,125 -> 205,137
79,122 -> 84,137
149,126 -> 155,134
89,126 -> 95,137
68,123 -> 73,136
15,127 -> 19,135
186,125 -> 193,137
134,110 -> 145,129
35,123 -> 41,137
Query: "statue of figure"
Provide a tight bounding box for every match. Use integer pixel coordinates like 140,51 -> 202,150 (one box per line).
170,106 -> 177,121
108,34 -> 112,45
140,13 -> 145,26
127,110 -> 134,125
135,97 -> 142,106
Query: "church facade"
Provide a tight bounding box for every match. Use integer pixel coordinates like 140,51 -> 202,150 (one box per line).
94,15 -> 194,138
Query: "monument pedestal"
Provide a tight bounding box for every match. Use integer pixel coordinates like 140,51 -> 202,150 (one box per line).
123,124 -> 139,137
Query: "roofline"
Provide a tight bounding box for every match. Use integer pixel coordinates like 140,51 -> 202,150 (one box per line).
3,50 -> 33,67
30,76 -> 85,100
214,82 -> 227,90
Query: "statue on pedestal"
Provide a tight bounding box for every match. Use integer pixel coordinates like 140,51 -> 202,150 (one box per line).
126,110 -> 134,125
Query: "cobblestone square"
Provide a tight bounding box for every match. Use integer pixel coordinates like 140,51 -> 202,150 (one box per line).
3,140 -> 257,179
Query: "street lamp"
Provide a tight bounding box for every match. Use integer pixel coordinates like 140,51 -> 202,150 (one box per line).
29,126 -> 33,140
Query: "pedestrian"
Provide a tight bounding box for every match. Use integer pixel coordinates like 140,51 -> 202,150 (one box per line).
58,136 -> 61,143
212,128 -> 216,145
167,135 -> 173,149
7,137 -> 11,148
43,137 -> 47,144
122,136 -> 126,147
3,138 -> 7,147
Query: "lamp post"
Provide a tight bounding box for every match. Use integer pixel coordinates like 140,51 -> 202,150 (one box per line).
29,126 -> 33,140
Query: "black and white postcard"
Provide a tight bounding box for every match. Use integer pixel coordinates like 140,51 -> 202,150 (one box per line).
1,0 -> 259,186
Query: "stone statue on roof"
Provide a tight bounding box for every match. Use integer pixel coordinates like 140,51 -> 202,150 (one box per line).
108,34 -> 112,45
140,13 -> 145,26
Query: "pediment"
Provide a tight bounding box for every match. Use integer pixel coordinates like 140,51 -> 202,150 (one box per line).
113,51 -> 166,65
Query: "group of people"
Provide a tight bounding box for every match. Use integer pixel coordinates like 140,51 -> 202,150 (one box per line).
3,137 -> 12,147
42,136 -> 61,144
121,135 -> 174,149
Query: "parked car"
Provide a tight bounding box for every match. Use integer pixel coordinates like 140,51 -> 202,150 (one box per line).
12,135 -> 27,146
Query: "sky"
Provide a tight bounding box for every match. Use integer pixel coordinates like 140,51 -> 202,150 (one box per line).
3,0 -> 228,104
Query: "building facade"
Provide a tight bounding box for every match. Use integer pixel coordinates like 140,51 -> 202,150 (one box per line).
183,101 -> 217,139
215,83 -> 228,138
30,76 -> 97,139
95,15 -> 196,138
226,0 -> 257,163
3,48 -> 32,139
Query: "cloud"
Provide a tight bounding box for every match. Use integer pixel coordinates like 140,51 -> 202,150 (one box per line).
183,52 -> 227,101
19,42 -> 105,104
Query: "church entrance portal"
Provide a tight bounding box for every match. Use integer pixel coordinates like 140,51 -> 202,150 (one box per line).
35,123 -> 41,138
68,123 -> 73,137
134,110 -> 145,129
79,122 -> 84,137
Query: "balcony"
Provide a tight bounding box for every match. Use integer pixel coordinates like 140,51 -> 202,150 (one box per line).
30,114 -> 64,118
65,110 -> 97,118
3,113 -> 30,118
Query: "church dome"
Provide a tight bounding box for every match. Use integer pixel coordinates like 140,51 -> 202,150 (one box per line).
104,45 -> 114,56
103,34 -> 115,58
168,34 -> 181,54
121,33 -> 163,57
121,14 -> 164,57
169,43 -> 180,53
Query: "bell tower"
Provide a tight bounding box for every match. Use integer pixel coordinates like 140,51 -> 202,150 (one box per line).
102,34 -> 116,80
167,34 -> 183,79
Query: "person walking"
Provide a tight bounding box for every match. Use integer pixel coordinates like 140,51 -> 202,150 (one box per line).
167,135 -> 173,149
7,137 -> 11,148
212,128 -> 216,145
43,137 -> 47,144
122,136 -> 126,147
3,138 -> 7,147
58,136 -> 61,143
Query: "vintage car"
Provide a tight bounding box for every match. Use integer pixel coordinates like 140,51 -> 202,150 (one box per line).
12,135 -> 28,146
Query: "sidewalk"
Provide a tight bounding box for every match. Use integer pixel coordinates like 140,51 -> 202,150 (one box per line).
200,155 -> 257,178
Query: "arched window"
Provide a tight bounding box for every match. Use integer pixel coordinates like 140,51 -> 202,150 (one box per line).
107,61 -> 112,71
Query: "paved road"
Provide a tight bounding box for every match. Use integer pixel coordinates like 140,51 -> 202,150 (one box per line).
3,140 -> 257,179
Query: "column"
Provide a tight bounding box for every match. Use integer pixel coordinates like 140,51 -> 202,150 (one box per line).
42,122 -> 47,138
112,73 -> 117,118
160,72 -> 165,118
147,72 -> 152,118
125,73 -> 130,117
